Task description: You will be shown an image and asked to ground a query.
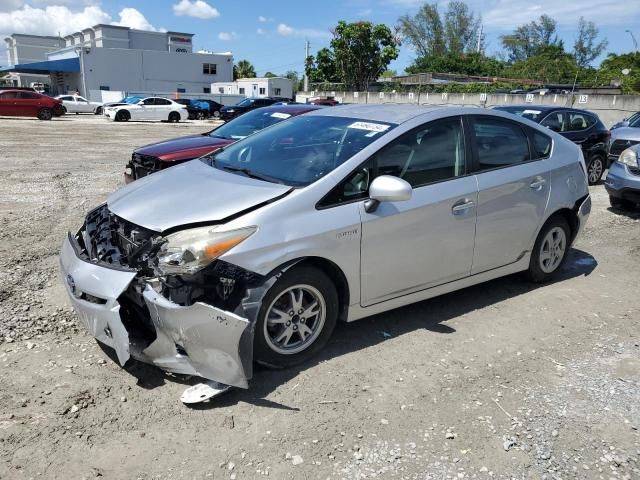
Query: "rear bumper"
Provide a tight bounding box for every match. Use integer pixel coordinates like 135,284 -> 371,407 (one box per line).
59,232 -> 253,388
575,194 -> 592,240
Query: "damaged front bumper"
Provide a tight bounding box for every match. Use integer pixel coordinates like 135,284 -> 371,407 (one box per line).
59,232 -> 254,388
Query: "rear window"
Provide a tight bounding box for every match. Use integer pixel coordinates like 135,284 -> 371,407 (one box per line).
530,129 -> 552,159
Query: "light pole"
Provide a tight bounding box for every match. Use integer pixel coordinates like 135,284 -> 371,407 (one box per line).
625,29 -> 638,51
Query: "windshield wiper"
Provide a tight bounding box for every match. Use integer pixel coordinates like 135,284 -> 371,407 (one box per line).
222,165 -> 283,184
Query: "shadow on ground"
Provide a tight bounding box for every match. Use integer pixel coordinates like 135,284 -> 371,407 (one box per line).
100,248 -> 597,410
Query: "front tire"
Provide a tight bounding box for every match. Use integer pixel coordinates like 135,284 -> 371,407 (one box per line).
37,108 -> 52,120
526,216 -> 571,283
587,155 -> 605,185
168,112 -> 180,123
115,110 -> 130,122
95,106 -> 103,115
254,265 -> 338,368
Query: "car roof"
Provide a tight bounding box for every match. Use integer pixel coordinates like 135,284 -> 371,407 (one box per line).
495,105 -> 579,113
304,104 -> 453,124
255,104 -> 324,114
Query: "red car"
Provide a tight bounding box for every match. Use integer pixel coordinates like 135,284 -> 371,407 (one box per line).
0,90 -> 64,120
308,98 -> 339,106
125,104 -> 322,182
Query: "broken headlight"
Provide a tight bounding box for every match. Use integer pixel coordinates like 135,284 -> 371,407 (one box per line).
156,226 -> 256,275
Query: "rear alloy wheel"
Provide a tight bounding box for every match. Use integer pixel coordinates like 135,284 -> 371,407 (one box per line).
115,110 -> 130,122
587,155 -> 605,185
37,108 -> 53,120
168,112 -> 180,123
254,265 -> 338,368
95,106 -> 103,115
197,111 -> 206,120
527,216 -> 570,283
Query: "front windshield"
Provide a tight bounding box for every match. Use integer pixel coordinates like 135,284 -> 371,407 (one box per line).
236,98 -> 255,107
202,115 -> 396,186
209,109 -> 296,140
123,96 -> 141,104
629,114 -> 640,128
496,106 -> 545,122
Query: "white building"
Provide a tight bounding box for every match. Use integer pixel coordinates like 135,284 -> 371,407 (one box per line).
3,25 -> 233,99
2,34 -> 65,89
212,77 -> 293,99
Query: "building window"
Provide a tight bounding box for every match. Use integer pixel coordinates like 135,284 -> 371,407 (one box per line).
239,87 -> 245,95
218,87 -> 224,94
99,85 -> 110,91
274,88 -> 281,96
203,87 -> 211,93
202,63 -> 217,75
177,88 -> 186,93
259,87 -> 266,95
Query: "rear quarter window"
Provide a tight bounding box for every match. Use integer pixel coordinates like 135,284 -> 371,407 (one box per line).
530,129 -> 552,159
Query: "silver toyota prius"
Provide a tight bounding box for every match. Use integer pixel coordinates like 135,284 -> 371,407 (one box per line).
59,105 -> 591,392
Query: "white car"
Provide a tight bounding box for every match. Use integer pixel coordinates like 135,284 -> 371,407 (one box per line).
104,97 -> 188,122
55,95 -> 102,114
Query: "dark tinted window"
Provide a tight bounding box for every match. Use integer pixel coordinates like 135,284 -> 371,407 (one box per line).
530,129 -> 552,159
473,117 -> 530,170
0,92 -> 18,99
18,92 -> 40,99
155,98 -> 172,105
495,106 -> 546,122
142,98 -> 155,105
60,96 -> 74,101
540,112 -> 566,132
565,112 -> 596,131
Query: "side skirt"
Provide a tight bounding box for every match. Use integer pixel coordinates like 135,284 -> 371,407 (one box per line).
346,254 -> 531,322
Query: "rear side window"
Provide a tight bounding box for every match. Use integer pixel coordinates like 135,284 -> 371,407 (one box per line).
60,96 -> 73,101
18,92 -> 40,99
0,92 -> 18,99
473,117 -> 530,170
530,129 -> 552,159
142,98 -> 155,105
155,98 -> 172,105
565,112 -> 596,131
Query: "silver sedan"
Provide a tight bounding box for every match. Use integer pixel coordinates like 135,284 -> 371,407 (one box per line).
60,105 -> 591,393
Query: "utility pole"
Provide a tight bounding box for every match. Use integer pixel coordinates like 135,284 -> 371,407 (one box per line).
304,39 -> 310,92
626,29 -> 638,51
476,24 -> 483,53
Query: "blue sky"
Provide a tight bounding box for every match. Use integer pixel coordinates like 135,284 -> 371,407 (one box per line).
2,0 -> 640,74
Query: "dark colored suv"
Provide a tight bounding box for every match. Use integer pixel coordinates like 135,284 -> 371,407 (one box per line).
218,97 -> 279,121
494,105 -> 610,184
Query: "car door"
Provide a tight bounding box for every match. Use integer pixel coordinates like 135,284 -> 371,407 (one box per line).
135,98 -> 155,120
469,115 -> 551,274
0,91 -> 18,116
75,96 -> 92,113
358,115 -> 478,306
154,98 -> 173,120
15,91 -> 42,117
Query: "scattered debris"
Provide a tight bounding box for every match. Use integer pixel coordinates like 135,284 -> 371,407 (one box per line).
180,381 -> 232,404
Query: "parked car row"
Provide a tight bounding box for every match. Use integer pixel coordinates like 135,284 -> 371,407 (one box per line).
60,103 -> 595,398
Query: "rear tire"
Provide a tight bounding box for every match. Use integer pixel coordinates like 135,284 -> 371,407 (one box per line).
254,265 -> 338,368
95,106 -> 103,115
168,112 -> 180,123
586,155 -> 605,185
115,110 -> 130,122
61,106 -> 67,114
609,195 -> 635,210
526,216 -> 571,283
37,108 -> 52,120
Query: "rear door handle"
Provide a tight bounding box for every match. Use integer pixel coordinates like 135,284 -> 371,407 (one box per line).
452,199 -> 475,215
530,177 -> 546,190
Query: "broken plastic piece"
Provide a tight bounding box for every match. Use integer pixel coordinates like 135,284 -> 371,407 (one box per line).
180,381 -> 232,404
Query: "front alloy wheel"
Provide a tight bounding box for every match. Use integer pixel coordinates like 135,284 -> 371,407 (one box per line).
254,265 -> 338,368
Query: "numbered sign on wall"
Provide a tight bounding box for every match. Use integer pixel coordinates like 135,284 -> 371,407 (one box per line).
379,92 -> 384,99
525,93 -> 534,103
442,92 -> 448,101
578,95 -> 588,104
480,93 -> 487,103
408,92 -> 414,99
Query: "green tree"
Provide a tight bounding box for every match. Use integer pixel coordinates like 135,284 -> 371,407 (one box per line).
504,45 -> 577,84
234,59 -> 256,80
399,1 -> 481,57
406,51 -> 504,76
264,71 -> 277,78
573,17 -> 608,68
501,15 -> 562,62
596,52 -> 640,93
329,20 -> 400,90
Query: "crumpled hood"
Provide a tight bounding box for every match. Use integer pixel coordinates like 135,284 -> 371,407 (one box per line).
108,160 -> 291,232
135,134 -> 231,160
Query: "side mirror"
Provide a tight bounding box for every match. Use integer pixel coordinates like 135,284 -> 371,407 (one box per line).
364,175 -> 412,213
137,101 -> 145,105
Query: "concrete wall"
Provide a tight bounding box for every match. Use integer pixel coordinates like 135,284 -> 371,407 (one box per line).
297,91 -> 640,128
81,48 -> 233,100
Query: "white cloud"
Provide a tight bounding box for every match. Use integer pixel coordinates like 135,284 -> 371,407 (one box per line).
0,4 -> 158,40
256,27 -> 265,35
112,8 -> 157,31
276,23 -> 330,39
258,15 -> 273,23
173,0 -> 219,19
217,31 -> 237,41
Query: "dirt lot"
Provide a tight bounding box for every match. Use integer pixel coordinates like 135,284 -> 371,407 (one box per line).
0,114 -> 639,480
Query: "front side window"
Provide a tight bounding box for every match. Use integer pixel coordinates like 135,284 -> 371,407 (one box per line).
18,92 -> 40,99
319,117 -> 466,207
77,96 -> 88,103
203,116 -> 395,186
473,117 -> 530,170
0,92 -> 18,99
60,96 -> 73,101
142,98 -> 155,105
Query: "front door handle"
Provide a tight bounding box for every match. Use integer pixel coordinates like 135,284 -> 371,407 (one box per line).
452,199 -> 475,215
530,177 -> 546,190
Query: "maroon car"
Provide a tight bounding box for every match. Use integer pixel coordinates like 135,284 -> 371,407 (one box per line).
125,104 -> 322,183
0,90 -> 64,120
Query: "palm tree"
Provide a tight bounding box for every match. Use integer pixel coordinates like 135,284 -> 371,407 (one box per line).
234,60 -> 256,80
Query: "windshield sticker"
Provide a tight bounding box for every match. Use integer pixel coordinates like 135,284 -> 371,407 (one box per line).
522,109 -> 542,115
270,112 -> 291,119
348,121 -> 390,133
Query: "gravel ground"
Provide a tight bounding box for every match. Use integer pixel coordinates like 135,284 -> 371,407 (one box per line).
0,114 -> 639,480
